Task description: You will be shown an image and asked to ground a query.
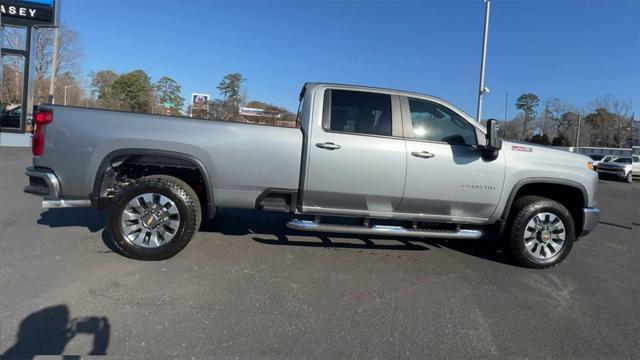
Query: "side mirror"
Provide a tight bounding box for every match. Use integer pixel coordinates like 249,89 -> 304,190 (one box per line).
486,119 -> 502,151
479,119 -> 501,161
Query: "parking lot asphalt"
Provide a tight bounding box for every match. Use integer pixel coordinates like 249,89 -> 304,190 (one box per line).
0,146 -> 638,359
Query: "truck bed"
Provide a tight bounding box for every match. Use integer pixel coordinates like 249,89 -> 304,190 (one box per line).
33,105 -> 303,209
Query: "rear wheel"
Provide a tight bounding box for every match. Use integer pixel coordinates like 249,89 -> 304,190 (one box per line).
506,196 -> 575,269
106,175 -> 201,260
625,172 -> 632,183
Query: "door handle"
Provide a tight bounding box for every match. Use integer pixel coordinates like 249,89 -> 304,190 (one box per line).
411,151 -> 435,159
316,142 -> 341,150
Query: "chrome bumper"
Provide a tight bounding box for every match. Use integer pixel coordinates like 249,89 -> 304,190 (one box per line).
24,167 -> 91,208
581,208 -> 600,237
25,167 -> 62,199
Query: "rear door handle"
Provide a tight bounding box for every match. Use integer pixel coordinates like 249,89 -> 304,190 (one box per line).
411,151 -> 435,159
316,142 -> 341,150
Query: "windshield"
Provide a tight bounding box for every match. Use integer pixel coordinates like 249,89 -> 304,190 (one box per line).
613,158 -> 632,164
589,155 -> 604,160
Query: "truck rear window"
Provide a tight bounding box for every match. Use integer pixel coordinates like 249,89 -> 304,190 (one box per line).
326,90 -> 392,137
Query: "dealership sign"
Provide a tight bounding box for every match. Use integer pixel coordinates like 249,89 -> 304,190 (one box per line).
0,0 -> 57,26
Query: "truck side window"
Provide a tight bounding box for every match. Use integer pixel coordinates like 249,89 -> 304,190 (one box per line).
327,90 -> 392,137
408,98 -> 477,146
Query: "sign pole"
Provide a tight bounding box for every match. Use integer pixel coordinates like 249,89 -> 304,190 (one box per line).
22,25 -> 37,132
48,27 -> 59,103
475,0 -> 491,123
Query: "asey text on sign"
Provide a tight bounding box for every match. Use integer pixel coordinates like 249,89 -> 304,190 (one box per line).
1,4 -> 37,18
0,0 -> 55,24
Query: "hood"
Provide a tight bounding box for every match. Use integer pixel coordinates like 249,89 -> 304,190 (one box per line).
499,140 -> 599,209
502,141 -> 592,167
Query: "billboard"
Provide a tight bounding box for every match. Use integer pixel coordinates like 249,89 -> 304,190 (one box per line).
191,93 -> 209,109
0,0 -> 57,26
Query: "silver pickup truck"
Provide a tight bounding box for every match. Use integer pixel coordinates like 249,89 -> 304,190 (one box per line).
25,83 -> 600,268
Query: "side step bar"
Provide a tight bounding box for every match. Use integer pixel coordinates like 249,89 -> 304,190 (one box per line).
42,200 -> 92,209
286,219 -> 483,240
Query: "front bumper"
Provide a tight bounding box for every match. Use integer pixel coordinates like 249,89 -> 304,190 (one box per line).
581,207 -> 600,237
24,167 -> 91,208
597,168 -> 627,178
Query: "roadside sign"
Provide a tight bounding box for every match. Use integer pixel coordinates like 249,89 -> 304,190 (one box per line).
191,93 -> 209,109
0,0 -> 58,26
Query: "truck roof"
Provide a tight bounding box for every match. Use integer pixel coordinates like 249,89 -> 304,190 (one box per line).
302,82 -> 480,125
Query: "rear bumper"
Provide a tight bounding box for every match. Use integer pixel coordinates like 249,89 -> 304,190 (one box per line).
25,167 -> 61,199
581,207 -> 600,237
24,167 -> 91,208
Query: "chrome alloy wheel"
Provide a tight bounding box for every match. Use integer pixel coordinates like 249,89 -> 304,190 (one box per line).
524,212 -> 566,260
120,193 -> 181,248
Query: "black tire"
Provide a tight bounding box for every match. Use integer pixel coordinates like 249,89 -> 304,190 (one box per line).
625,172 -> 632,183
506,195 -> 575,269
106,175 -> 202,260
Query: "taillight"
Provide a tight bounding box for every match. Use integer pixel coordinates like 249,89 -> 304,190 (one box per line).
34,110 -> 53,125
32,109 -> 53,156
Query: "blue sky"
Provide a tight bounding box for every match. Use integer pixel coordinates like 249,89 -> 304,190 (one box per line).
62,0 -> 638,118
24,0 -> 54,4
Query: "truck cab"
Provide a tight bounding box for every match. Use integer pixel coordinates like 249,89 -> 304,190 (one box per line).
296,83 -> 503,224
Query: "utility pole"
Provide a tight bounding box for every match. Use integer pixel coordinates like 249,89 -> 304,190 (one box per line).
603,116 -> 607,148
503,91 -> 508,137
574,114 -> 581,150
64,84 -> 76,106
475,0 -> 491,123
48,28 -> 59,104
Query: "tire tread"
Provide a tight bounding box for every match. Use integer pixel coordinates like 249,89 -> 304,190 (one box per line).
106,175 -> 202,260
507,195 -> 575,269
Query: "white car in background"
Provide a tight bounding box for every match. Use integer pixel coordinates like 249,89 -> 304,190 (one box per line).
633,156 -> 639,178
596,157 -> 633,183
588,154 -> 618,169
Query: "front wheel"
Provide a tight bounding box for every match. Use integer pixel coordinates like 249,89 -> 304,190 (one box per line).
106,175 -> 202,260
506,196 -> 575,269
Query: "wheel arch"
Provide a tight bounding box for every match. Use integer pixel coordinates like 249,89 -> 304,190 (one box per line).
499,178 -> 588,236
91,148 -> 216,219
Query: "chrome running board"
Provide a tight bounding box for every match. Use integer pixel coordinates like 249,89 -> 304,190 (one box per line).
286,219 -> 483,240
42,200 -> 92,208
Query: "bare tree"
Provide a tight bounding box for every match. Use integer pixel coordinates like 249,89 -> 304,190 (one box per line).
543,98 -> 579,144
503,113 -> 534,141
2,26 -> 26,49
1,63 -> 23,105
515,93 -> 540,141
586,95 -> 633,147
33,26 -> 84,102
1,26 -> 25,104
